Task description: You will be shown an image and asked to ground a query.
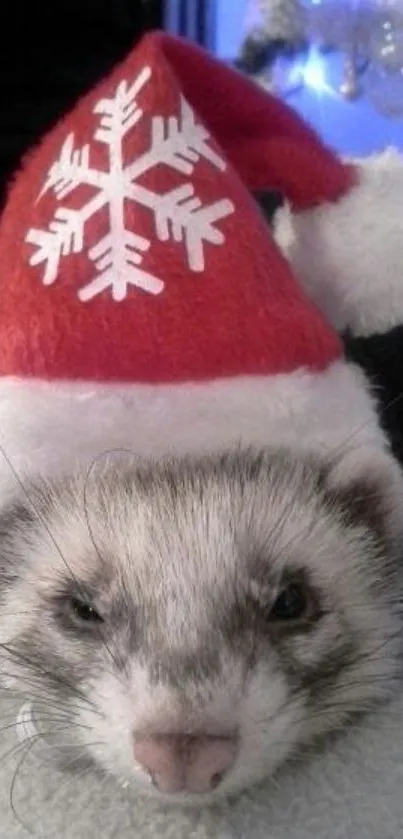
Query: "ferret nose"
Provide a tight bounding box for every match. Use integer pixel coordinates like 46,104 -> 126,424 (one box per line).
133,733 -> 238,795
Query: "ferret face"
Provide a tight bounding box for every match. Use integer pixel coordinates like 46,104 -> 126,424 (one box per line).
0,450 -> 401,805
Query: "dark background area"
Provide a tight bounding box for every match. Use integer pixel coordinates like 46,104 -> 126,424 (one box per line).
0,0 -> 163,209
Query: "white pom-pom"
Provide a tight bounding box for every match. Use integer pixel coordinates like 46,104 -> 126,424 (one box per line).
275,148 -> 403,338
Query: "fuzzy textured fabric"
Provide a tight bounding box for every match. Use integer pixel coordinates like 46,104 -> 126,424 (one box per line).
255,186 -> 403,468
1,689 -> 403,839
344,327 -> 403,465
2,31 -> 343,384
274,149 -> 403,338
124,35 -> 355,207
244,102 -> 403,474
271,148 -> 403,468
4,30 -> 389,502
0,361 -> 391,504
0,32 -> 400,503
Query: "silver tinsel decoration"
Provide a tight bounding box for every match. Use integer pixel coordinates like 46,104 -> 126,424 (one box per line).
250,0 -> 308,45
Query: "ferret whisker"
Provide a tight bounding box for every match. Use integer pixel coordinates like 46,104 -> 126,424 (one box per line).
0,718 -> 87,740
0,441 -> 125,679
0,442 -> 90,601
43,761 -> 93,808
324,676 -> 399,697
0,683 -> 93,721
0,668 -> 88,700
82,449 -> 141,674
348,630 -> 403,669
0,678 -> 96,719
325,387 -> 403,467
8,730 -> 88,833
8,736 -> 41,836
0,443 -> 402,800
256,662 -> 400,732
58,739 -> 104,751
0,643 -> 98,711
0,731 -> 45,771
249,389 -> 403,571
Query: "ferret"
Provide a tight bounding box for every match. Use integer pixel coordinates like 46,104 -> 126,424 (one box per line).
0,446 -> 402,805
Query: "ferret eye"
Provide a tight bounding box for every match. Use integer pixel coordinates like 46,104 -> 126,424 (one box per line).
69,597 -> 103,625
269,583 -> 307,622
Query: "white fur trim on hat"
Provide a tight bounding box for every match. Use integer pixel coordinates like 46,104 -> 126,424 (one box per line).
0,360 -> 393,501
275,148 -> 403,338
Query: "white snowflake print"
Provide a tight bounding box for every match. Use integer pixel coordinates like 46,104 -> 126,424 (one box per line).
25,66 -> 235,302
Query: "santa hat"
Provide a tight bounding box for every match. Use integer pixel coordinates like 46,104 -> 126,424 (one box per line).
225,66 -> 403,342
0,31 -> 397,499
273,146 -> 403,339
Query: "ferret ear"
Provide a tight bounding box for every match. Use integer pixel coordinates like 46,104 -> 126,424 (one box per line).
324,449 -> 403,542
327,468 -> 389,539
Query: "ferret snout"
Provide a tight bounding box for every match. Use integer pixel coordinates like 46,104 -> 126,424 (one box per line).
133,732 -> 238,795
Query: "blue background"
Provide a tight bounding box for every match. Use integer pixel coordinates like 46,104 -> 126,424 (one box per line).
212,0 -> 403,156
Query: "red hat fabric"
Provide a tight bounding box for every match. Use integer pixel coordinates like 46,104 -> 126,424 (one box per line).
0,31 -> 341,385
136,33 -> 357,211
0,31 -> 395,498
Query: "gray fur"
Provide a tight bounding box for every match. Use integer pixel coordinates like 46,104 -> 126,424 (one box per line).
0,448 -> 402,804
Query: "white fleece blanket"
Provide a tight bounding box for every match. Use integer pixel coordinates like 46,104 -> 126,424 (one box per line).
0,691 -> 402,839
